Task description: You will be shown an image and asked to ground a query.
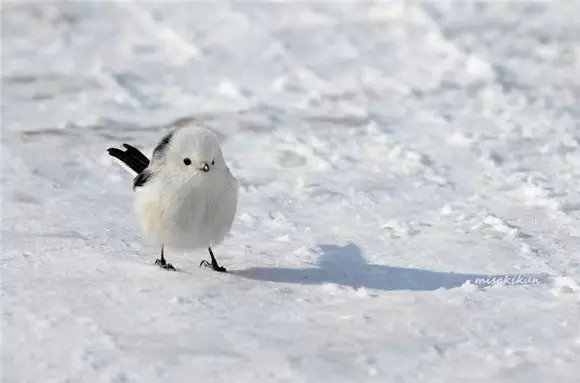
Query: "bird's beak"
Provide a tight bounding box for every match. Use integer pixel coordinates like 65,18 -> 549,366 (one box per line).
200,162 -> 210,172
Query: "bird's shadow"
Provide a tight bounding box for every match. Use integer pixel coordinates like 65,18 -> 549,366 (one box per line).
235,243 -> 550,291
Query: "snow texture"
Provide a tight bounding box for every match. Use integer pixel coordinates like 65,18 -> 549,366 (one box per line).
2,1 -> 580,382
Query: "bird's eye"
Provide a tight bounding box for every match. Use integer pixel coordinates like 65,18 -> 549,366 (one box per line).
211,160 -> 215,166
183,158 -> 192,166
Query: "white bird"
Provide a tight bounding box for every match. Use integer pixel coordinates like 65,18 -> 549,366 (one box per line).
107,125 -> 238,272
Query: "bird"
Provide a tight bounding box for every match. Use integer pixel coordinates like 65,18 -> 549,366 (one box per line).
107,125 -> 238,272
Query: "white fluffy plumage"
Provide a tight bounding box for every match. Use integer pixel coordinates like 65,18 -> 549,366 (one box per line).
135,126 -> 238,251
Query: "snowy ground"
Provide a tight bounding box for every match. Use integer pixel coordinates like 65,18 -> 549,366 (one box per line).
2,1 -> 580,382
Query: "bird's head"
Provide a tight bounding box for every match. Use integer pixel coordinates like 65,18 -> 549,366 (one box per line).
151,125 -> 227,181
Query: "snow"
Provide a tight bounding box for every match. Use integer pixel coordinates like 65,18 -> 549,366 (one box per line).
2,1 -> 580,382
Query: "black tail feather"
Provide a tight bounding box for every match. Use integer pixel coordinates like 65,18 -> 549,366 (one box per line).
107,144 -> 150,174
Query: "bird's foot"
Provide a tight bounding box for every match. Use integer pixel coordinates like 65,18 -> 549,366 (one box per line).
155,258 -> 176,271
199,260 -> 227,273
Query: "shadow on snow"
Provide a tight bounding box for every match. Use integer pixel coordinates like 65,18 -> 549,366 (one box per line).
235,243 -> 551,292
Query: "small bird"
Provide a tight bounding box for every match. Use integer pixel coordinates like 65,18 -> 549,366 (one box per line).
107,125 -> 238,272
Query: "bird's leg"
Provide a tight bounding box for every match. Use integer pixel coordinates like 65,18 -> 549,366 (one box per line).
200,247 -> 227,272
155,245 -> 176,271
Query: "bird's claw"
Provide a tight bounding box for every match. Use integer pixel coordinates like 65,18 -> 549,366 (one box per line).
155,258 -> 176,271
199,260 -> 227,273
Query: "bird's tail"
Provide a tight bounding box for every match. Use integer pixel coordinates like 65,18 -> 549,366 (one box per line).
107,144 -> 150,174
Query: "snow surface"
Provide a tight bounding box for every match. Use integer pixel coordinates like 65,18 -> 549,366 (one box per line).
2,1 -> 580,382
